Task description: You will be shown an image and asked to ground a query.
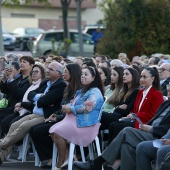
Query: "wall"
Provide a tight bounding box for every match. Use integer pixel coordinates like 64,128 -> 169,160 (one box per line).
1,0 -> 104,32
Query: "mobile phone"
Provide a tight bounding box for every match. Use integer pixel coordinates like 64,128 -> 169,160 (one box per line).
5,61 -> 12,69
131,113 -> 143,125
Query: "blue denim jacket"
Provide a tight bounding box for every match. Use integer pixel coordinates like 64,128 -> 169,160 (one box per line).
68,88 -> 104,127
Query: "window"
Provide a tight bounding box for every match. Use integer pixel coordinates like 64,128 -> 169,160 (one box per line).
44,32 -> 63,42
70,32 -> 93,44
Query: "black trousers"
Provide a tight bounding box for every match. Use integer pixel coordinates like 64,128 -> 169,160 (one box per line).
108,120 -> 135,144
0,107 -> 14,124
29,122 -> 56,161
100,111 -> 122,130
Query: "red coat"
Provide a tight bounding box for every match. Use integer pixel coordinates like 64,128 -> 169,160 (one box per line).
132,87 -> 164,129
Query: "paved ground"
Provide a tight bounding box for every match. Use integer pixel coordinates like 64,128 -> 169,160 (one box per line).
1,151 -> 43,170
0,150 -> 78,170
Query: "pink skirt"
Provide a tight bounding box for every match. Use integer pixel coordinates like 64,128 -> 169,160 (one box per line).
49,113 -> 100,147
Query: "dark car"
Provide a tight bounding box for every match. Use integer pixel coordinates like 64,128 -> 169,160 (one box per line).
12,27 -> 44,51
2,27 -> 16,51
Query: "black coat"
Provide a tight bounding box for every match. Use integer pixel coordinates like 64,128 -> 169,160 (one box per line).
28,78 -> 67,118
161,77 -> 170,96
0,75 -> 30,109
148,100 -> 170,138
114,88 -> 139,117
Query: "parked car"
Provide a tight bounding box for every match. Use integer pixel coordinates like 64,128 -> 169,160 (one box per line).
32,29 -> 94,58
83,24 -> 106,36
2,27 -> 16,51
12,27 -> 44,51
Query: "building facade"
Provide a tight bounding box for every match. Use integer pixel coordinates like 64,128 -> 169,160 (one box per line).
2,0 -> 104,32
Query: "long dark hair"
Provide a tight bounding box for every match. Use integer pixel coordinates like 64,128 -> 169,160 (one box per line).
144,67 -> 160,90
99,66 -> 111,87
107,66 -> 124,105
119,67 -> 140,102
82,66 -> 104,96
65,63 -> 82,98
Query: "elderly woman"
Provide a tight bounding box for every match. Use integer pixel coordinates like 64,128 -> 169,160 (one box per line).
110,59 -> 124,69
49,66 -> 104,170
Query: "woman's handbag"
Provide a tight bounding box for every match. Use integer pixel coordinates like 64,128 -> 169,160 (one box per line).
0,94 -> 8,108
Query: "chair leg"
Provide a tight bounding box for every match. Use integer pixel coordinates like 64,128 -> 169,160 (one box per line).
88,143 -> 94,160
31,139 -> 40,166
68,143 -> 75,170
95,136 -> 101,156
79,146 -> 85,162
52,142 -> 58,170
22,134 -> 30,162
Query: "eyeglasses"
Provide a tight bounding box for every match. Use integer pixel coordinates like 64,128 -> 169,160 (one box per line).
158,68 -> 170,72
47,67 -> 61,73
31,70 -> 39,74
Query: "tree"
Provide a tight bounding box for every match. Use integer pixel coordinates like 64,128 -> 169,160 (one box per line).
75,0 -> 84,56
61,0 -> 71,39
98,0 -> 170,59
0,0 -> 4,56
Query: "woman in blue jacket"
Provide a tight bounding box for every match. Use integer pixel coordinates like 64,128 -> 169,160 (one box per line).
49,66 -> 104,170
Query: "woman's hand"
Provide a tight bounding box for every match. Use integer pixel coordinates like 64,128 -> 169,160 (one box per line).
139,124 -> 152,132
14,106 -> 21,113
9,67 -> 15,81
127,113 -> 134,119
45,114 -> 57,122
14,102 -> 22,113
2,68 -> 11,82
118,104 -> 127,109
160,139 -> 170,145
15,102 -> 21,108
62,105 -> 71,114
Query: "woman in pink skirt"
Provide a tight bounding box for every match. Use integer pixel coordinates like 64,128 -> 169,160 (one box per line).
49,66 -> 104,170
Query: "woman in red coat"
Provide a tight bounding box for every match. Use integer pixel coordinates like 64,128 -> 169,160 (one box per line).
108,67 -> 164,144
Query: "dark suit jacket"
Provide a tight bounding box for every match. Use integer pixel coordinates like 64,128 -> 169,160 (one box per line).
28,78 -> 67,118
161,77 -> 170,96
147,100 -> 170,138
0,75 -> 30,114
132,87 -> 164,128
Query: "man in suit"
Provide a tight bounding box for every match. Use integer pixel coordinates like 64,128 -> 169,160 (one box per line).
158,63 -> 170,96
0,61 -> 67,165
74,99 -> 170,170
136,130 -> 170,170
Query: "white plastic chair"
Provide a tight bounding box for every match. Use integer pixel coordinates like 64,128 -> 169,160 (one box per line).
51,98 -> 106,170
100,129 -> 109,151
52,136 -> 102,170
22,133 -> 41,166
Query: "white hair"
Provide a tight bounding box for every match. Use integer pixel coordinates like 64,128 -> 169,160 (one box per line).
110,59 -> 123,67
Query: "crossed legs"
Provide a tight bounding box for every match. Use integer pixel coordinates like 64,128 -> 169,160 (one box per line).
0,114 -> 44,163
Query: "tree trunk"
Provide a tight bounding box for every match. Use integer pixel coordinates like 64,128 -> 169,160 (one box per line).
61,0 -> 71,39
76,0 -> 84,56
0,0 -> 4,56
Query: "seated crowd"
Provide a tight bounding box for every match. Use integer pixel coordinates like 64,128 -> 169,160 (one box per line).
0,52 -> 170,170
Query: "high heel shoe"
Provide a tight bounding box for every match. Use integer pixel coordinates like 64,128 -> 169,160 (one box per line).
61,159 -> 68,169
61,155 -> 78,169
